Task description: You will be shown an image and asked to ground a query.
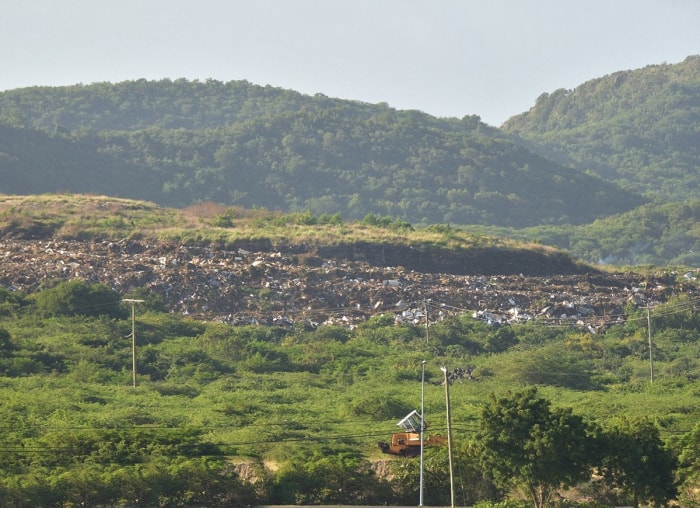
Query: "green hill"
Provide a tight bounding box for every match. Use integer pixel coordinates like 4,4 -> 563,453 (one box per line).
2,57 -> 700,265
469,199 -> 700,267
502,55 -> 700,202
0,80 -> 642,228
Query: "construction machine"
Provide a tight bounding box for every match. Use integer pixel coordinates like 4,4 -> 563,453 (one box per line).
378,410 -> 446,457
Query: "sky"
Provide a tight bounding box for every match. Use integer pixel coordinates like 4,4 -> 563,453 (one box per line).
1,0 -> 699,126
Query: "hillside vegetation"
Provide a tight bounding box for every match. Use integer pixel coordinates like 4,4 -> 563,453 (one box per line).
0,57 -> 700,265
2,58 -> 700,265
0,79 -> 642,228
503,55 -> 700,203
471,199 -> 700,267
0,198 -> 698,506
0,193 -> 555,255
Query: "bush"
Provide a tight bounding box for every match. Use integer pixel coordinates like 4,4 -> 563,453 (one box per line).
501,344 -> 598,390
34,280 -> 126,319
0,287 -> 25,317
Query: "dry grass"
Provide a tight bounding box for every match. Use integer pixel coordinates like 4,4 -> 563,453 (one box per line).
0,193 -> 551,255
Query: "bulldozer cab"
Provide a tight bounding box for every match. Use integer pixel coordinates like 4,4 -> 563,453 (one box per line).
397,409 -> 425,433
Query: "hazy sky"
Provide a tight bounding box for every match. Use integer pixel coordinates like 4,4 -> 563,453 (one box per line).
2,0 -> 699,126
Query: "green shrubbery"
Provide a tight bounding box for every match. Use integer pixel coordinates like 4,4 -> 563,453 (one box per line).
0,279 -> 698,506
34,279 -> 126,319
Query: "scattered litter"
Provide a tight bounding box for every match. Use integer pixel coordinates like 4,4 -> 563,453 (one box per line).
0,238 -> 689,333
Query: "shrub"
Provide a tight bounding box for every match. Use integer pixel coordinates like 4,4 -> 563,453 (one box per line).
34,280 -> 127,319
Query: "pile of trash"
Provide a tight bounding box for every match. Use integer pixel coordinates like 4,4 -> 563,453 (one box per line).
1,238 -> 694,333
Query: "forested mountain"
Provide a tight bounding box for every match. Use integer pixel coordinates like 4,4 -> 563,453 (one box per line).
502,55 -> 700,202
1,57 -> 699,264
0,80 -> 642,228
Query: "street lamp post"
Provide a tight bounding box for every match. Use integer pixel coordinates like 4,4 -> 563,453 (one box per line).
419,360 -> 426,506
440,366 -> 456,508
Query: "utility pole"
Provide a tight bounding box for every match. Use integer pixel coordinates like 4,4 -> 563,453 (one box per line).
647,305 -> 654,383
440,366 -> 456,508
123,299 -> 144,387
419,360 -> 426,507
424,300 -> 430,343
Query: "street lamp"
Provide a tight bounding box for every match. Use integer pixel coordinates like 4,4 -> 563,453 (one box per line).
419,360 -> 426,506
440,366 -> 456,508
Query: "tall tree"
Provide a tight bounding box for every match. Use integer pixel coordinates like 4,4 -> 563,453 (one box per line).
599,418 -> 678,508
477,387 -> 595,508
676,423 -> 700,507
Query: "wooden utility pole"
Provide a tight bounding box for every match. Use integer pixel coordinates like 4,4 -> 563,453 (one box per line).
424,300 -> 430,343
647,305 -> 654,383
123,299 -> 144,387
419,360 -> 426,507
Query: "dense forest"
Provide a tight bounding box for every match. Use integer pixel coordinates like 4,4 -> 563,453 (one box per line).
503,55 -> 700,203
2,57 -> 699,265
0,81 -> 643,227
0,78 -> 642,229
